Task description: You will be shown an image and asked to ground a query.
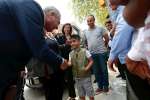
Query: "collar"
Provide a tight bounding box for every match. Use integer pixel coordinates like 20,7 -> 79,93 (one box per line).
74,47 -> 81,52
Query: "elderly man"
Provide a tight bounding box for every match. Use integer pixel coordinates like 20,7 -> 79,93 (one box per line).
41,6 -> 66,100
0,0 -> 68,100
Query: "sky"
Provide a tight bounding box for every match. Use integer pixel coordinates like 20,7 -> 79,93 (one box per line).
35,0 -> 76,24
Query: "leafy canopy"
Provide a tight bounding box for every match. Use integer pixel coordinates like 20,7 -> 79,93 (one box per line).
71,0 -> 108,25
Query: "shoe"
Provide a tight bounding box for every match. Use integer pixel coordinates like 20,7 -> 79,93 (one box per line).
74,97 -> 79,100
95,88 -> 103,95
116,74 -> 122,78
67,97 -> 78,100
93,79 -> 97,83
67,97 -> 72,100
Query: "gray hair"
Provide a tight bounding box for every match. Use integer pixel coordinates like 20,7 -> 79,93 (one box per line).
44,6 -> 61,19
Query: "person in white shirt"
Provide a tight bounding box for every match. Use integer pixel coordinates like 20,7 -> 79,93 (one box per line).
109,0 -> 150,100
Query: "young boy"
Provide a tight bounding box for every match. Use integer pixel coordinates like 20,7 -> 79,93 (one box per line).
68,35 -> 94,100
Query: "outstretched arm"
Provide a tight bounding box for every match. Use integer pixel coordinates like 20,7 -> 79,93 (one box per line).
11,1 -> 66,71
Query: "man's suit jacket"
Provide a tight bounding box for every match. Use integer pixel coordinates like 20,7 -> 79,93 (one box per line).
0,0 -> 62,98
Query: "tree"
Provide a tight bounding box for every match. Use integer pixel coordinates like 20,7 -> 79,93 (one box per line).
71,0 -> 108,26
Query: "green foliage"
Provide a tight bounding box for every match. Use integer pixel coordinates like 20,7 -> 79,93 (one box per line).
72,0 -> 108,26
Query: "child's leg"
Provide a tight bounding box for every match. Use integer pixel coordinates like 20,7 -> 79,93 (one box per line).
79,96 -> 85,100
83,77 -> 94,100
75,78 -> 86,100
89,96 -> 94,100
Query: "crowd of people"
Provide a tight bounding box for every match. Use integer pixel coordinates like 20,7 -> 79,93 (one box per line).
0,0 -> 150,100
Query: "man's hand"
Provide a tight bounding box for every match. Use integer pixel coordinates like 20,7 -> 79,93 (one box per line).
66,40 -> 71,45
68,60 -> 72,67
60,59 -> 68,70
108,59 -> 116,72
114,58 -> 119,66
126,56 -> 150,80
20,71 -> 26,78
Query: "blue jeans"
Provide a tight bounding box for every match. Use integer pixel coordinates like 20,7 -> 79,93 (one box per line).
92,52 -> 109,89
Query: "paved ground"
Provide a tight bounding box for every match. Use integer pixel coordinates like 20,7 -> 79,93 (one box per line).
24,70 -> 126,100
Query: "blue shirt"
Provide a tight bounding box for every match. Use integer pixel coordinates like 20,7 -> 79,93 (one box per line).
109,6 -> 134,64
110,6 -> 124,22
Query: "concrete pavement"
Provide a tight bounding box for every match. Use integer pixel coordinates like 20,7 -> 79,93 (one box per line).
24,70 -> 126,100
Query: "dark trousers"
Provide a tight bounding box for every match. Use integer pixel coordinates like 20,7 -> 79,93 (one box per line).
124,64 -> 150,100
64,67 -> 76,98
118,62 -> 126,79
40,72 -> 64,100
92,52 -> 109,89
0,69 -> 25,100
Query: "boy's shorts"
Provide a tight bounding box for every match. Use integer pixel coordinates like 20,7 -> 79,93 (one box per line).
75,77 -> 94,97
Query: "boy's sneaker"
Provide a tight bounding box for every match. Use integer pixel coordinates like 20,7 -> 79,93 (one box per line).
75,97 -> 79,100
67,97 -> 71,100
67,97 -> 78,100
95,88 -> 103,95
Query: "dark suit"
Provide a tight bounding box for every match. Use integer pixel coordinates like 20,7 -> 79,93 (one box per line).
0,0 -> 62,99
56,35 -> 76,98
